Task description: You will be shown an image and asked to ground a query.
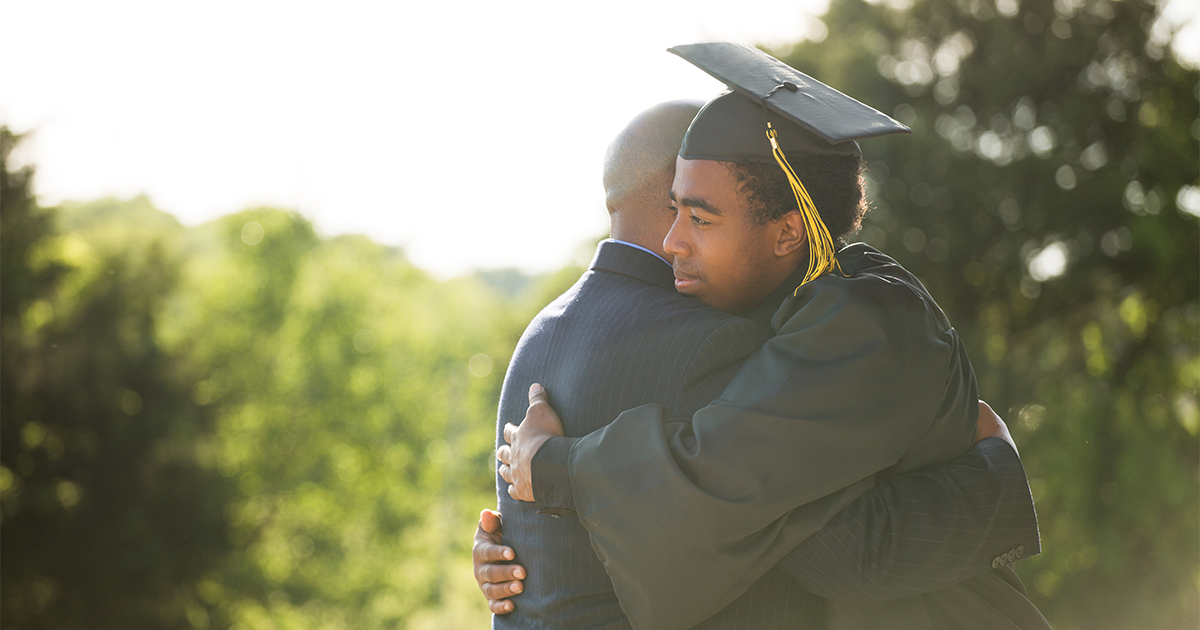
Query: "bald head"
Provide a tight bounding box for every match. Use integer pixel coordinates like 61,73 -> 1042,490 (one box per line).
603,99 -> 704,258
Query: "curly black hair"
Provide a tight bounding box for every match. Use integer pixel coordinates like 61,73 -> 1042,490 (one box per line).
732,155 -> 867,239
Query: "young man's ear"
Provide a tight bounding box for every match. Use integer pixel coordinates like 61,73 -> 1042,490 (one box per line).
774,210 -> 807,257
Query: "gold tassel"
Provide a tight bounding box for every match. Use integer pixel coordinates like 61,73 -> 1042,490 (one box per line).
765,122 -> 841,289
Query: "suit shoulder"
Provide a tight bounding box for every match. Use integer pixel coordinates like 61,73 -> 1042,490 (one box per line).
653,293 -> 767,350
590,268 -> 754,332
689,316 -> 769,374
506,270 -> 591,357
702,315 -> 772,348
674,316 -> 769,414
520,266 -> 761,368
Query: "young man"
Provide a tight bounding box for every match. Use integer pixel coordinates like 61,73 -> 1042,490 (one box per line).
497,43 -> 1050,629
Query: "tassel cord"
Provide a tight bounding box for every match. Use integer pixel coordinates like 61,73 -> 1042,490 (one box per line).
765,124 -> 842,289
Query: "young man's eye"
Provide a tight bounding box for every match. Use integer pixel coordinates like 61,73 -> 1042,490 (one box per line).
690,214 -> 710,226
667,204 -> 678,215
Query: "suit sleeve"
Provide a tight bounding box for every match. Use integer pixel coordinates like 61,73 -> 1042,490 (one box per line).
777,437 -> 1041,604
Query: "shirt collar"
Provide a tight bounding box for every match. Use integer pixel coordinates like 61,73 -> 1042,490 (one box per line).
604,238 -> 670,267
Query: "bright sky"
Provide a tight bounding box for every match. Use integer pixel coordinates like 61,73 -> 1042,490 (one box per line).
3,0 -> 1196,277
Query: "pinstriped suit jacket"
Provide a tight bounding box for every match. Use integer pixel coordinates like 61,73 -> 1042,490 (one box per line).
494,241 -> 1039,629
496,241 -> 833,629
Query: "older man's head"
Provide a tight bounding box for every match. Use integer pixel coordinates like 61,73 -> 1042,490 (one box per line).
602,100 -> 704,261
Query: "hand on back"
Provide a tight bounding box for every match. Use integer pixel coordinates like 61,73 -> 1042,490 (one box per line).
975,400 -> 1017,456
496,383 -> 565,501
472,509 -> 526,614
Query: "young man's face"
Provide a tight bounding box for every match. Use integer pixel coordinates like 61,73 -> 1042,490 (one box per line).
665,157 -> 791,313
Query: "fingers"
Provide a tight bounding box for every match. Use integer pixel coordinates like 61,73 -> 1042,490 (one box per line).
474,537 -> 515,561
978,401 -> 1008,430
523,383 -> 565,438
528,382 -> 550,408
974,401 -> 999,440
507,483 -> 532,502
503,423 -> 517,445
472,523 -> 514,563
498,463 -> 513,484
483,579 -> 524,600
478,562 -> 526,584
496,444 -> 511,465
479,509 -> 501,535
472,508 -> 525,616
975,400 -> 1018,456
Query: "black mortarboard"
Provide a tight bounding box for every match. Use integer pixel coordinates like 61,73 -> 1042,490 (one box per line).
670,41 -> 910,162
668,42 -> 910,287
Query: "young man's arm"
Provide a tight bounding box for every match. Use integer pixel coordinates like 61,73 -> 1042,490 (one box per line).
780,404 -> 1037,602
498,278 -> 1014,629
780,437 -> 1038,603
484,405 -> 1038,611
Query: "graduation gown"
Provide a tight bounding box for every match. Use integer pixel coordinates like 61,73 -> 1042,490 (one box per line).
561,244 -> 1049,630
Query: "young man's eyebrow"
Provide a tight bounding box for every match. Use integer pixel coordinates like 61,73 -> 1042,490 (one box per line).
669,190 -> 722,216
681,196 -> 722,216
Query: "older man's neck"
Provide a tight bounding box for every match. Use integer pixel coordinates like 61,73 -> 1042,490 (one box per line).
609,212 -> 671,263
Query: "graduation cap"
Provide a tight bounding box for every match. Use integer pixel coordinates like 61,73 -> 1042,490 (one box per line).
668,42 -> 910,286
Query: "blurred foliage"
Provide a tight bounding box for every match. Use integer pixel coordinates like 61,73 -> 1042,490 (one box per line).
772,0 -> 1198,627
160,209 -> 529,629
0,130 -> 578,628
1,133 -> 234,629
1,0 -> 1196,628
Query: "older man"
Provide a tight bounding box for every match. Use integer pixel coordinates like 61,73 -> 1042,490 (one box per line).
479,89 -> 1040,628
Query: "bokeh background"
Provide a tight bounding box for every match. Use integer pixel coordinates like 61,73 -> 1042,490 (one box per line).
2,0 -> 1197,628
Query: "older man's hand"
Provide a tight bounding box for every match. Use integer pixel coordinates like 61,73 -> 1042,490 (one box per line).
496,383 -> 565,502
975,400 -> 1018,456
472,509 -> 526,614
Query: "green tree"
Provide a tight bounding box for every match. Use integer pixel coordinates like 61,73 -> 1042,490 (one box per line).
1,149 -> 568,629
153,208 -> 539,628
1,133 -> 235,629
773,0 -> 1198,626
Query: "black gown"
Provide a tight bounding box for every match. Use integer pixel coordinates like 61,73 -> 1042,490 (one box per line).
563,244 -> 1051,630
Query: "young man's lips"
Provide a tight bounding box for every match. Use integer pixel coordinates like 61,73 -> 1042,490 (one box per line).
674,272 -> 700,291
674,278 -> 699,291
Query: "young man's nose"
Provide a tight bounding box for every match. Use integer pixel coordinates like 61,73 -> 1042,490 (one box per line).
664,217 -> 691,258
